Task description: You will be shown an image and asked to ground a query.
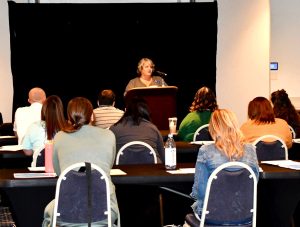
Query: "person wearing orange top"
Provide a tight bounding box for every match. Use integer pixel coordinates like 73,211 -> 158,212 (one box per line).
240,96 -> 292,148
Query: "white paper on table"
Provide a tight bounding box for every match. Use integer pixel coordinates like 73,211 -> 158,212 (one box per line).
110,169 -> 127,175
28,166 -> 45,171
0,145 -> 23,151
0,136 -> 17,139
261,160 -> 300,170
190,141 -> 215,145
179,168 -> 196,174
27,167 -> 127,175
167,168 -> 195,174
14,172 -> 57,178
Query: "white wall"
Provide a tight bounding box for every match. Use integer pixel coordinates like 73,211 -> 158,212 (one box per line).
0,0 -> 14,123
0,0 -> 272,125
217,0 -> 270,124
270,0 -> 300,109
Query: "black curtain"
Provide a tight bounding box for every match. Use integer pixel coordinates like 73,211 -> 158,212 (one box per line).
8,1 -> 218,123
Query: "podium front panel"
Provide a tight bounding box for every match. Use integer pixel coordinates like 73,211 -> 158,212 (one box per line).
125,86 -> 178,130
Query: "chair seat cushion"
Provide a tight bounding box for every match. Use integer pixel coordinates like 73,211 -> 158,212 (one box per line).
185,213 -> 252,227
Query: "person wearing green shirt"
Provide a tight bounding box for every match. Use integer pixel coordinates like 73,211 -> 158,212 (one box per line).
178,87 -> 218,142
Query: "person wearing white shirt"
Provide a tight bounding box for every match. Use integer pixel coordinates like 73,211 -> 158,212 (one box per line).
13,87 -> 46,144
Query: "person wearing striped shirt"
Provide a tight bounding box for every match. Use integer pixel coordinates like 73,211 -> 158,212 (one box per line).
93,89 -> 124,129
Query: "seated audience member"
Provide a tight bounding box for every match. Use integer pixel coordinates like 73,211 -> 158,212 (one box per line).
124,57 -> 167,96
93,89 -> 124,129
13,87 -> 46,144
42,97 -> 119,227
240,96 -> 292,148
185,109 -> 259,227
271,89 -> 300,138
177,86 -> 218,142
22,95 -> 66,165
110,96 -> 164,163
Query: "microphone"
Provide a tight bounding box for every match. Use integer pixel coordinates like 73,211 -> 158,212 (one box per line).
154,70 -> 167,77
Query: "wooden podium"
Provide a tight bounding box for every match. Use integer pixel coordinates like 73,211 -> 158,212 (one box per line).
125,86 -> 178,130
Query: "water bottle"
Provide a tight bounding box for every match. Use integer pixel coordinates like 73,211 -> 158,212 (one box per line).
165,133 -> 177,170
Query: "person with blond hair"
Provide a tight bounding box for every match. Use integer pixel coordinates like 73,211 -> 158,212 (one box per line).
178,86 -> 218,141
13,87 -> 46,144
185,109 -> 259,226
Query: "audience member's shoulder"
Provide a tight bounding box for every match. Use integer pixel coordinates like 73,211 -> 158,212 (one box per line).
143,119 -> 159,130
244,143 -> 256,151
15,106 -> 30,113
240,119 -> 252,128
53,130 -> 65,141
28,120 -> 44,129
92,124 -> 115,135
116,108 -> 124,113
275,117 -> 289,125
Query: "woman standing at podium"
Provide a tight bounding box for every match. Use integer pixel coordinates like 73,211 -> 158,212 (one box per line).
124,57 -> 167,96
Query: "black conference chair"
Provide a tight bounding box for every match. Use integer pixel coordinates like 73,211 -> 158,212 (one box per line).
31,148 -> 45,167
0,206 -> 16,227
289,125 -> 296,139
185,162 -> 258,227
252,134 -> 288,161
0,123 -> 14,137
193,124 -> 213,142
52,162 -> 120,227
115,141 -> 158,165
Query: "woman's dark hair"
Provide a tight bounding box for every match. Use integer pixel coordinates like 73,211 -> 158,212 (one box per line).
116,96 -> 151,125
41,95 -> 66,140
271,89 -> 300,126
248,96 -> 275,124
189,86 -> 218,112
64,97 -> 94,133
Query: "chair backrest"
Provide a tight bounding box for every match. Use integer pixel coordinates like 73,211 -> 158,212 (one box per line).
193,124 -> 212,142
200,162 -> 258,227
289,125 -> 296,139
31,147 -> 45,167
115,141 -> 157,165
52,162 -> 112,227
0,123 -> 14,136
252,134 -> 288,161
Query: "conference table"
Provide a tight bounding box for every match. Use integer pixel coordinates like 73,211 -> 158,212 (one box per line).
0,163 -> 300,227
0,140 -> 200,169
0,136 -> 17,146
0,137 -> 31,169
1,134 -> 300,227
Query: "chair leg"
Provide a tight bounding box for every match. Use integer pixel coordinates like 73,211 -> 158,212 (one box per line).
159,193 -> 164,227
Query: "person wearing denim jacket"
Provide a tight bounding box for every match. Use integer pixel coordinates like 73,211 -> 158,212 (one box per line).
189,109 -> 259,222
